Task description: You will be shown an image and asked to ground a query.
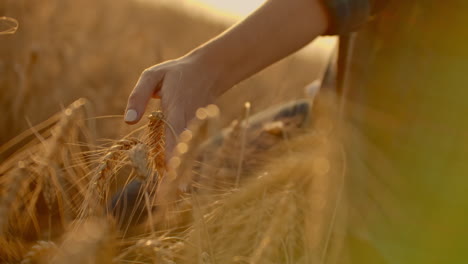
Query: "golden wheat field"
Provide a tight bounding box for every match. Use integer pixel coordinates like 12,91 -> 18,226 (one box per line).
0,0 -> 353,263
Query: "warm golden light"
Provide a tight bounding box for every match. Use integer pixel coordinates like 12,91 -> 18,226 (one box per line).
195,0 -> 265,16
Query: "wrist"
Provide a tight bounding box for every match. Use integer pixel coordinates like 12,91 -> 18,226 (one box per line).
185,43 -> 235,96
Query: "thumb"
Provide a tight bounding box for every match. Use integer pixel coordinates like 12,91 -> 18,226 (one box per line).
125,70 -> 165,124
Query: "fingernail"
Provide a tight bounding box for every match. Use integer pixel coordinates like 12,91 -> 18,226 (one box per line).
125,109 -> 138,122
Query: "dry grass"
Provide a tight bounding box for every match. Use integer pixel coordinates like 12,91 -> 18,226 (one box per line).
0,98 -> 95,262
0,89 -> 349,263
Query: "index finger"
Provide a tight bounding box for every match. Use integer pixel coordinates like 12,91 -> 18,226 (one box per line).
124,70 -> 165,124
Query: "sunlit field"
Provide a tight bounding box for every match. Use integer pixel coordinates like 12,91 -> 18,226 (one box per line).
3,0 -> 468,263
0,0 -> 347,263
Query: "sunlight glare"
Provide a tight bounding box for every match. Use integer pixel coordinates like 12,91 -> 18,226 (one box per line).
195,0 -> 266,16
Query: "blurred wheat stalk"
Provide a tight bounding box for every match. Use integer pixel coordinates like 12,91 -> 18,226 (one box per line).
0,91 -> 347,263
0,16 -> 18,35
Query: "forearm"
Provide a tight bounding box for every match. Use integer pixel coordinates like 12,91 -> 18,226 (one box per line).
186,0 -> 329,96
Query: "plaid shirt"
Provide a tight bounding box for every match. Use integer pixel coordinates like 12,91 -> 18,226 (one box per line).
322,0 -> 388,34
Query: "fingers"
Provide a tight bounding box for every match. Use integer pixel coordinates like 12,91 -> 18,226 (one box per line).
125,69 -> 164,124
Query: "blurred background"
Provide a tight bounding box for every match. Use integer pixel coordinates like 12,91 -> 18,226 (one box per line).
2,1 -> 468,263
0,0 -> 335,159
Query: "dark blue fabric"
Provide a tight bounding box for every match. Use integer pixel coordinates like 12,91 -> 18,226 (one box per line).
322,0 -> 387,35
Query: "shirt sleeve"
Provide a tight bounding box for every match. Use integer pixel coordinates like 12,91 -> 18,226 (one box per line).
321,0 -> 388,35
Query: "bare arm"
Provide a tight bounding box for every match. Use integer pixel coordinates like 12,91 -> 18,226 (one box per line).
187,0 -> 329,94
125,0 -> 329,153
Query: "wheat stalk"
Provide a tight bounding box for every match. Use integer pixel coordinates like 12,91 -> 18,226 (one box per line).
146,111 -> 166,182
0,161 -> 28,236
93,138 -> 141,194
21,240 -> 57,264
0,99 -> 95,260
51,218 -> 115,264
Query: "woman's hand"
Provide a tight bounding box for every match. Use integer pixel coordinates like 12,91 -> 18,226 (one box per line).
124,0 -> 328,156
124,53 -> 224,155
